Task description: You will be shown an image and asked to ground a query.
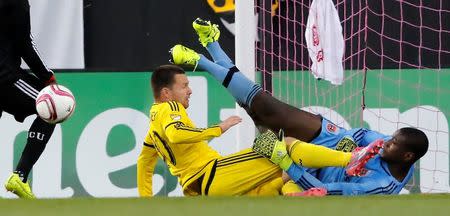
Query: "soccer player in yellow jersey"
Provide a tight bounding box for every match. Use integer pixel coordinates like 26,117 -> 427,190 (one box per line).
137,64 -> 380,196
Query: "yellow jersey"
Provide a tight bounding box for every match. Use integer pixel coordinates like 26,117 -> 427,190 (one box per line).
137,101 -> 222,196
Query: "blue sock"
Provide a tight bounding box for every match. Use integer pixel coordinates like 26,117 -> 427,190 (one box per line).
198,55 -> 261,107
206,42 -> 234,68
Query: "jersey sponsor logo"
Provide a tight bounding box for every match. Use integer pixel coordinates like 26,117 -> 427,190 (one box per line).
170,114 -> 181,121
326,122 -> 339,134
335,136 -> 357,152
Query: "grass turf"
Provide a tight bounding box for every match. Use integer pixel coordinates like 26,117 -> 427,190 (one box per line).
1,194 -> 450,216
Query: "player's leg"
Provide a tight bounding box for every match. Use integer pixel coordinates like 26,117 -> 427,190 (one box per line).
249,92 -> 322,142
199,148 -> 283,196
190,18 -> 323,142
2,70 -> 55,198
192,18 -> 233,68
253,130 -> 383,176
252,130 -> 351,170
170,44 -> 322,142
170,45 -> 261,108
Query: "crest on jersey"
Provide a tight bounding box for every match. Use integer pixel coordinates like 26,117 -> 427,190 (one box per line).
151,112 -> 157,121
170,114 -> 181,121
326,122 -> 339,134
336,136 -> 357,152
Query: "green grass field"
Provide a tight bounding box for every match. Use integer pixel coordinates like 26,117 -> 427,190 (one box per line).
1,194 -> 450,216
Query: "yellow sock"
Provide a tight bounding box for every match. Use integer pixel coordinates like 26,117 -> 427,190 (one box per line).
281,180 -> 303,195
288,140 -> 351,168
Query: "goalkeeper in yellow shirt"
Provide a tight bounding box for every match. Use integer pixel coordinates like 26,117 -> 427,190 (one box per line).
137,64 -> 380,196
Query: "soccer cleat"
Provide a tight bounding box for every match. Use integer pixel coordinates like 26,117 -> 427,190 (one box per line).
252,129 -> 293,170
345,139 -> 384,177
285,187 -> 327,197
192,18 -> 220,47
4,173 -> 36,199
169,44 -> 200,67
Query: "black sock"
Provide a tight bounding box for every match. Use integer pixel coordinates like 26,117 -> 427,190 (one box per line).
15,117 -> 55,182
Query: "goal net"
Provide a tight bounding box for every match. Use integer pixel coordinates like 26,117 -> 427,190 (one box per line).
255,0 -> 450,193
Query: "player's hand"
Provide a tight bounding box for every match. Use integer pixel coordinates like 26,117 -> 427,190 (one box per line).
219,115 -> 242,133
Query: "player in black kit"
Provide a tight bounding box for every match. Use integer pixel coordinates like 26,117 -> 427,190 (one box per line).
0,0 -> 57,198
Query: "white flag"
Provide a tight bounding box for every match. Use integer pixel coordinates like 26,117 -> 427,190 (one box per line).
305,0 -> 344,85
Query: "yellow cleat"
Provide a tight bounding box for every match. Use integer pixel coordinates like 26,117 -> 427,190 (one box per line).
192,18 -> 220,47
169,44 -> 200,67
4,173 -> 36,199
252,129 -> 293,170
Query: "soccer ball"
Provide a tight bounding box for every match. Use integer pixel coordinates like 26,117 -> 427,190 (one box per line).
36,84 -> 76,124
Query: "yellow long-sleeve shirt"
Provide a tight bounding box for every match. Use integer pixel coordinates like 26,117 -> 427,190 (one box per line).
137,101 -> 222,196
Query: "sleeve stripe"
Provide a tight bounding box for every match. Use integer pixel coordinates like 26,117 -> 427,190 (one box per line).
176,127 -> 205,133
301,176 -> 316,189
164,120 -> 218,133
366,181 -> 395,194
296,178 -> 312,190
354,128 -> 368,143
153,131 -> 176,165
353,129 -> 364,141
327,190 -> 343,195
297,176 -> 314,190
384,183 -> 398,194
373,184 -> 396,195
143,142 -> 155,148
164,121 -> 183,130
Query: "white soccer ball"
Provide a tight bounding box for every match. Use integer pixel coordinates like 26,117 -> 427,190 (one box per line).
36,84 -> 76,124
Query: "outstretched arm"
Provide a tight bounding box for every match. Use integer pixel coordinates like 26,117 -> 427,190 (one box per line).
286,163 -> 399,195
162,102 -> 240,144
164,121 -> 222,144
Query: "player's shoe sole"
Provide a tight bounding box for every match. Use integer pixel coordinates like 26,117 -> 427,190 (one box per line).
4,173 -> 36,199
192,18 -> 220,47
345,139 -> 384,176
169,44 -> 200,67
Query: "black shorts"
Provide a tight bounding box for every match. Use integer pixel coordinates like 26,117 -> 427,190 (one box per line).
0,69 -> 45,122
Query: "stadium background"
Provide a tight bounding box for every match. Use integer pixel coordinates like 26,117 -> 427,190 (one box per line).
0,0 -> 449,198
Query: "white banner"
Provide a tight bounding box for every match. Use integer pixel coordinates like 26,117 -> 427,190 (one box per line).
22,0 -> 84,69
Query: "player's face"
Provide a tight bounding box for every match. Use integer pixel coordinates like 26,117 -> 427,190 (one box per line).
169,74 -> 192,108
381,130 -> 410,163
